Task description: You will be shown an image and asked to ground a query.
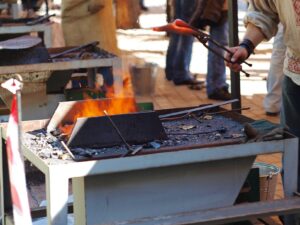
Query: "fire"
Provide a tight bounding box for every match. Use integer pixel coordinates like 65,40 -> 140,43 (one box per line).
59,70 -> 138,137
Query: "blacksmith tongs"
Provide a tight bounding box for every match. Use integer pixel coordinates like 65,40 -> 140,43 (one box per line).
153,19 -> 252,77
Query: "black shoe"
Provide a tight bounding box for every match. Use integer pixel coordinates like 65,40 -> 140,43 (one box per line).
165,71 -> 173,81
140,5 -> 149,11
174,78 -> 205,86
208,88 -> 231,101
266,111 -> 279,116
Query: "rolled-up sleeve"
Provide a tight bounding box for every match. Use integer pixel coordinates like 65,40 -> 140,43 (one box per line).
244,0 -> 279,40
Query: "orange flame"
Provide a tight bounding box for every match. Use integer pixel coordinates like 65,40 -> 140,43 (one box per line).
59,70 -> 137,137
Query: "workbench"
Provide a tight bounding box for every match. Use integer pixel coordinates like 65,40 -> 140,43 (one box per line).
1,119 -> 299,225
0,23 -> 53,47
0,47 -> 122,121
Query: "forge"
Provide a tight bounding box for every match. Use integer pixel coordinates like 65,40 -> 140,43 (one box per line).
24,98 -> 248,161
46,97 -> 167,149
17,103 -> 298,225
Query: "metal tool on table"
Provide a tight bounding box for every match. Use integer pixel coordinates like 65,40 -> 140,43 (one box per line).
0,35 -> 50,66
153,19 -> 252,77
0,35 -> 42,49
159,99 -> 239,119
103,110 -> 143,157
50,41 -> 99,59
26,13 -> 56,26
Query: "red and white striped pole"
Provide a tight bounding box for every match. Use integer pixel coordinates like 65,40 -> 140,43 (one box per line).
1,78 -> 32,225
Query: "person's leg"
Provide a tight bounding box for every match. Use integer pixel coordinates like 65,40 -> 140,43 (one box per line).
98,67 -> 113,86
281,75 -> 300,224
165,33 -> 180,81
206,18 -> 230,99
139,0 -> 148,11
165,0 -> 197,84
282,76 -> 300,191
171,34 -> 195,84
264,24 -> 286,115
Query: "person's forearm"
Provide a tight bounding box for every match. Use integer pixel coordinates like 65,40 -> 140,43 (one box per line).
225,22 -> 266,72
243,23 -> 266,47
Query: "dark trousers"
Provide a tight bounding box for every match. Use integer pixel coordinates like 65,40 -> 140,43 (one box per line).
281,75 -> 300,225
21,0 -> 38,10
282,75 -> 300,191
165,0 -> 196,83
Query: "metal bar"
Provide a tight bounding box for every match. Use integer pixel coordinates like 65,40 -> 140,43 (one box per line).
60,141 -> 75,160
117,197 -> 300,225
159,99 -> 239,119
228,0 -> 242,110
50,41 -> 99,59
103,110 -> 132,156
26,14 -> 55,26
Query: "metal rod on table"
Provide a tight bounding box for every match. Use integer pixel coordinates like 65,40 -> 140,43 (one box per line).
103,110 -> 132,156
159,99 -> 239,119
50,41 -> 99,59
61,141 -> 75,160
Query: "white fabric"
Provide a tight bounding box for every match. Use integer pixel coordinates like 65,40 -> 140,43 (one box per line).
245,0 -> 300,80
263,24 -> 285,113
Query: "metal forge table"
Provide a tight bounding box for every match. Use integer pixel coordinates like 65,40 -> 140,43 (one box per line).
8,117 -> 299,225
0,22 -> 52,47
0,46 -> 122,121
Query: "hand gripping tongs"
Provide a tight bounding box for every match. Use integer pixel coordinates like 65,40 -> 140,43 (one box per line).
153,19 -> 252,77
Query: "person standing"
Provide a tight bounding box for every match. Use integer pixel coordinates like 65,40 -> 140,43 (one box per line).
164,0 -> 202,86
264,24 -> 286,116
61,0 -> 119,55
225,2 -> 300,223
190,0 -> 231,100
61,0 -> 119,86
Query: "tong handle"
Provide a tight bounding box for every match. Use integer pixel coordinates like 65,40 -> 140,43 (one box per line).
175,19 -> 252,70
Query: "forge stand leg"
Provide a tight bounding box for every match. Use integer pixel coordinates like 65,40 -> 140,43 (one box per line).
46,169 -> 69,225
283,137 -> 300,225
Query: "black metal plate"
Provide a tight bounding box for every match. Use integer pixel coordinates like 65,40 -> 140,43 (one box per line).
0,45 -> 50,66
67,111 -> 168,148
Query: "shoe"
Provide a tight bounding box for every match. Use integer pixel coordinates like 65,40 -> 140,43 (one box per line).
189,83 -> 203,90
208,88 -> 231,101
140,5 -> 149,11
174,78 -> 205,86
266,111 -> 279,116
165,71 -> 173,81
165,75 -> 173,81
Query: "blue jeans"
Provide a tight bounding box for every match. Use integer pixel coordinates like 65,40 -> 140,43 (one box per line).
165,0 -> 196,83
206,19 -> 229,95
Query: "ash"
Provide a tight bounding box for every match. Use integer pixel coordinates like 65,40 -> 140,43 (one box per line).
23,129 -> 72,164
23,114 -> 246,162
161,114 -> 245,147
